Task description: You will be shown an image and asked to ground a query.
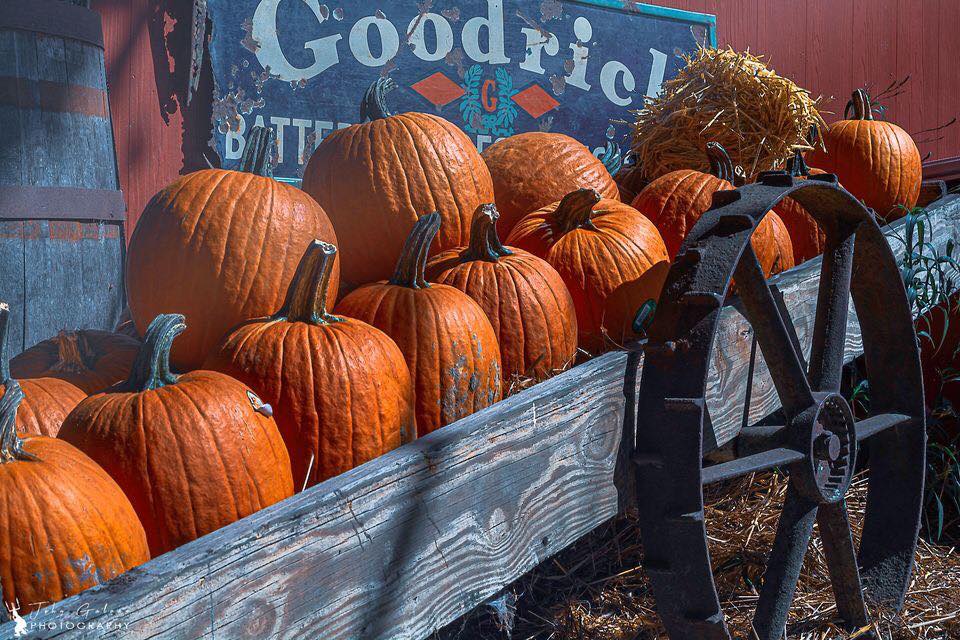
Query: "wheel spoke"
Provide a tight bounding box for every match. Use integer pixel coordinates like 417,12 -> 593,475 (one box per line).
734,244 -> 814,418
855,413 -> 917,440
809,229 -> 856,392
818,501 -> 870,629
753,484 -> 818,640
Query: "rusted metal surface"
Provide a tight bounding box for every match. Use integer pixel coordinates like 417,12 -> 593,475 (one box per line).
187,0 -> 208,105
627,176 -> 925,638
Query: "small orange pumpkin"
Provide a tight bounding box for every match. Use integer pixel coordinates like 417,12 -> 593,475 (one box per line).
632,143 -> 795,276
482,132 -> 621,235
11,330 -> 140,394
0,380 -> 150,614
427,204 -> 578,389
205,241 -> 416,490
336,214 -> 502,435
303,78 -> 495,289
127,126 -> 340,371
59,314 -> 294,556
807,89 -> 921,220
506,189 -> 669,352
0,303 -> 85,437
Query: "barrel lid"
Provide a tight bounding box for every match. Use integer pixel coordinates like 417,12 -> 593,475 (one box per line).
0,0 -> 104,49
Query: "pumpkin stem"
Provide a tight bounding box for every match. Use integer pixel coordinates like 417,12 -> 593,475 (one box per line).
706,142 -> 735,182
390,213 -> 441,289
118,314 -> 185,392
848,89 -> 874,121
278,241 -> 343,325
598,141 -> 623,176
553,189 -> 601,233
461,204 -> 513,263
49,331 -> 93,373
0,303 -> 10,382
0,380 -> 37,463
239,126 -> 277,177
360,77 -> 396,122
786,148 -> 810,178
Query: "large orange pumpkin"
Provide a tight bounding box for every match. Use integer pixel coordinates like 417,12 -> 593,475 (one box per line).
482,132 -> 621,235
204,241 -> 416,490
302,78 -> 494,289
11,330 -> 140,394
0,303 -> 85,437
0,380 -> 149,614
631,143 -> 795,276
336,214 -> 502,436
59,314 -> 294,556
506,189 -> 669,352
807,89 -> 921,220
427,204 -> 578,389
126,126 -> 339,371
772,149 -> 829,264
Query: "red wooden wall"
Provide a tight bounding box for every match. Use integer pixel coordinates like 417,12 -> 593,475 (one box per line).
94,0 -> 960,237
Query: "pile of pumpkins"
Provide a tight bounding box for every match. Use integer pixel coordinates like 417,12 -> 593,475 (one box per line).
0,81 -> 921,614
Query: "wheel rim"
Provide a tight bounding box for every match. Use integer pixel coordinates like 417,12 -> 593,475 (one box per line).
628,173 -> 926,639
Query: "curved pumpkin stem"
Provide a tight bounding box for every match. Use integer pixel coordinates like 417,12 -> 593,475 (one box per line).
118,314 -> 185,392
706,142 -> 735,182
0,303 -> 10,382
786,149 -> 810,178
49,331 -> 92,373
461,204 -> 513,263
278,241 -> 343,325
848,89 -> 874,121
360,77 -> 396,122
239,126 -> 277,177
0,380 -> 37,463
553,189 -> 601,234
598,141 -> 623,176
390,213 -> 441,289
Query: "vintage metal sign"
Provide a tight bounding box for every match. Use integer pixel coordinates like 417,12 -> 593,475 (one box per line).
207,1 -> 716,183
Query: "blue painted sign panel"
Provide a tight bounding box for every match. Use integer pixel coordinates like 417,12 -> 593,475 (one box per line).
207,1 -> 716,183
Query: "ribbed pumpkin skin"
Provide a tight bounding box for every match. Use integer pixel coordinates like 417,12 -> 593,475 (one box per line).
773,167 -> 828,264
601,260 -> 671,347
0,378 -> 86,437
482,132 -> 620,234
427,247 -> 577,388
0,435 -> 149,614
59,370 -> 294,556
336,285 -> 501,436
506,195 -> 669,352
11,330 -> 141,394
807,120 -> 921,220
126,169 -> 339,371
632,169 -> 794,276
302,114 -> 494,288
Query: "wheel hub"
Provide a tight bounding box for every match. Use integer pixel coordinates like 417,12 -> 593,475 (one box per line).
793,394 -> 857,504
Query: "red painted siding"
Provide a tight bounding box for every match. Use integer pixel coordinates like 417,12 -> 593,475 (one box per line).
94,1 -> 960,236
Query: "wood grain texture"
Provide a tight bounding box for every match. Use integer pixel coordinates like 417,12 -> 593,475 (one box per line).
6,195 -> 959,640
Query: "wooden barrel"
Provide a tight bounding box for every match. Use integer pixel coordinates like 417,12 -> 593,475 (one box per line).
0,0 -> 125,357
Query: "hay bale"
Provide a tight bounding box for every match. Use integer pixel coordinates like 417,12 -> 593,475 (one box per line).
632,47 -> 827,181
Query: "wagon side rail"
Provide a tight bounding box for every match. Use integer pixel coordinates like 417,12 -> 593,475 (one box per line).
4,195 -> 960,640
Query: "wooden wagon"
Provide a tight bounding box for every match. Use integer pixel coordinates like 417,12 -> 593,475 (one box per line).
1,189 -> 956,639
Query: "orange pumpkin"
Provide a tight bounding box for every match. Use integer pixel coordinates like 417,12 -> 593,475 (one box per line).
506,189 -> 669,352
482,132 -> 621,235
772,149 -> 829,264
0,380 -> 149,614
205,241 -> 415,490
126,126 -> 340,371
336,214 -> 502,436
302,78 -> 494,289
59,314 -> 294,556
632,143 -> 795,276
11,329 -> 140,394
807,89 -> 921,220
427,204 -> 578,389
0,303 -> 85,437
601,261 -> 671,347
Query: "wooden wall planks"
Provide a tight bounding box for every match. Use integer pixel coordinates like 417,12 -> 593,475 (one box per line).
7,195 -> 959,640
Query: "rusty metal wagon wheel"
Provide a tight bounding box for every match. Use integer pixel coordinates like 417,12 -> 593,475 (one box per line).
628,173 -> 926,639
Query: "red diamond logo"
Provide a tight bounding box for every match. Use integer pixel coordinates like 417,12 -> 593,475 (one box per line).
513,84 -> 560,119
411,72 -> 466,108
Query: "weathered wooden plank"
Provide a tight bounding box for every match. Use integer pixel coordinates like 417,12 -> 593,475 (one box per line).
0,221 -> 25,353
4,197 -> 960,640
